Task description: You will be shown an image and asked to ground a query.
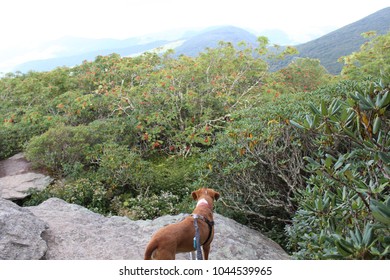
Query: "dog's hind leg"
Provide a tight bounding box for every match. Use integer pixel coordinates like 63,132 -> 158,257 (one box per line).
202,244 -> 210,260
153,248 -> 176,260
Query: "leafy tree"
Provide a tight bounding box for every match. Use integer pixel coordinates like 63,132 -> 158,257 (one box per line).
279,58 -> 331,93
340,31 -> 390,80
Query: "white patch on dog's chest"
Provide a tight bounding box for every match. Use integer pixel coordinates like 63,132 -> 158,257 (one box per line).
197,198 -> 209,207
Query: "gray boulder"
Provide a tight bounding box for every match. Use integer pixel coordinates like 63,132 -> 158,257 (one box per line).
0,153 -> 32,177
0,173 -> 53,200
0,153 -> 53,200
27,198 -> 290,260
0,198 -> 48,260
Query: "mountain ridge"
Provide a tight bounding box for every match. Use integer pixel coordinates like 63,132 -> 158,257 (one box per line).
282,6 -> 390,74
174,26 -> 259,57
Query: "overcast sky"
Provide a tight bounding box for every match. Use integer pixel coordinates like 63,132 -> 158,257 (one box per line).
1,0 -> 389,73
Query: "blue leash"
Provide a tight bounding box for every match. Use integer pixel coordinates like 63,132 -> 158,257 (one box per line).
193,215 -> 203,260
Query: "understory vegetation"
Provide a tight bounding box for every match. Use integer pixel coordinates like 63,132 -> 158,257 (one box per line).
1,33 -> 389,259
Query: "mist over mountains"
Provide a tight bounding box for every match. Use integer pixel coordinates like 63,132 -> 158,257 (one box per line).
10,7 -> 390,74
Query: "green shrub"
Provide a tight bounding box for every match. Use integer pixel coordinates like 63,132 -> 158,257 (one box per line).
194,91 -> 321,247
50,90 -> 117,126
279,58 -> 331,93
25,124 -> 95,176
111,191 -> 190,220
149,156 -> 198,195
0,122 -> 50,160
288,78 -> 390,259
107,155 -> 200,219
92,142 -> 153,194
24,178 -> 109,214
24,118 -> 137,177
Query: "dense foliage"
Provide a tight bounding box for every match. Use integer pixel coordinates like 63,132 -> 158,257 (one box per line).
340,32 -> 390,80
288,80 -> 389,259
1,32 -> 389,259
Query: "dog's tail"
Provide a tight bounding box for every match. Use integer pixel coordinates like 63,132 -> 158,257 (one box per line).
144,240 -> 157,260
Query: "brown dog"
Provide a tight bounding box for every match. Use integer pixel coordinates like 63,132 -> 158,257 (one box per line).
144,188 -> 220,260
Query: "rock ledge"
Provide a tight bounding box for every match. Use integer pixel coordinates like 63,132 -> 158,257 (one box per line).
25,198 -> 290,260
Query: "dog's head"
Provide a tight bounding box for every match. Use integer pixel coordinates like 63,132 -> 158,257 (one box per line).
192,188 -> 220,209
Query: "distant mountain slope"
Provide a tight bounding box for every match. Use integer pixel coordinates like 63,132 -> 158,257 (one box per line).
276,7 -> 390,74
45,36 -> 142,57
15,40 -> 170,72
175,26 -> 258,56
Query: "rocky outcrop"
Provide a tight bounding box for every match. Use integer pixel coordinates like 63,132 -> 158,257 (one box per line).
0,181 -> 289,259
0,198 -> 47,260
0,153 -> 290,259
0,154 -> 289,260
26,198 -> 290,260
0,153 -> 53,200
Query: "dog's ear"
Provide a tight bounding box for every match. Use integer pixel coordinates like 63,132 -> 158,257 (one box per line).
213,191 -> 220,201
192,190 -> 199,201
